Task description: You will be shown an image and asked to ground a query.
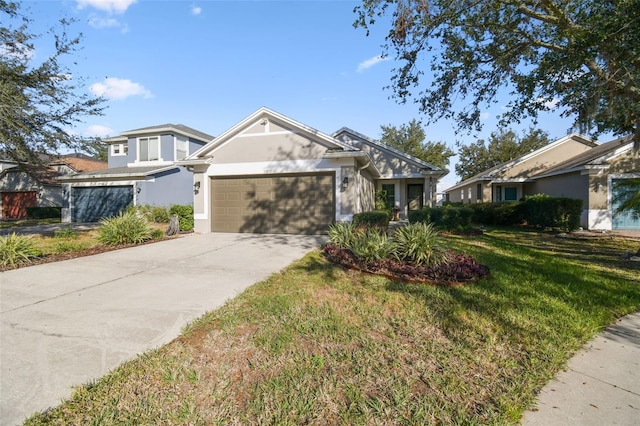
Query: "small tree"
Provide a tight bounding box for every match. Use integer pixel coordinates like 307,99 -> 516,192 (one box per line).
455,128 -> 550,180
380,119 -> 454,169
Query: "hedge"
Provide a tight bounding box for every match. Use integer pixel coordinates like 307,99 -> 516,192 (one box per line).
26,207 -> 61,219
408,206 -> 474,230
352,210 -> 391,231
522,194 -> 582,231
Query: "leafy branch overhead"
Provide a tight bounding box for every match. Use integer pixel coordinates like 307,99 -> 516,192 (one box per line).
0,0 -> 105,164
355,0 -> 640,145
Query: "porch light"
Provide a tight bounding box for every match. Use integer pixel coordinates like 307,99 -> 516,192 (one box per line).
341,177 -> 349,191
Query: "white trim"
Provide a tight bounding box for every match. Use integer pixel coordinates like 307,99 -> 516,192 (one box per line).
587,209 -> 611,230
205,158 -> 341,177
237,130 -> 294,138
136,136 -> 162,163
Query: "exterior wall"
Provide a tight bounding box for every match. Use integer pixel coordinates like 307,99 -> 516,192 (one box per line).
137,168 -> 193,206
358,169 -> 375,213
212,131 -> 328,164
499,139 -> 594,179
0,172 -> 62,217
108,139 -> 131,168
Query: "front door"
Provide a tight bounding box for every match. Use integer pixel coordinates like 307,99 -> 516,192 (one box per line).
407,184 -> 424,211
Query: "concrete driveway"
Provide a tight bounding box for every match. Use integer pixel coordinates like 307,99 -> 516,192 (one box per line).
0,232 -> 324,425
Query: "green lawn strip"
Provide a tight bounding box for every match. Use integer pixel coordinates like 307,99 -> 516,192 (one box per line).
25,230 -> 640,425
0,218 -> 61,229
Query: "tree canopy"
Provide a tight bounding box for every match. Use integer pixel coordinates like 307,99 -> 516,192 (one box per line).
379,119 -> 454,169
355,0 -> 640,145
1,0 -> 105,164
455,128 -> 550,181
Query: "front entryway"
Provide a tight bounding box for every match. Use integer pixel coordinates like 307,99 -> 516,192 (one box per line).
407,184 -> 424,211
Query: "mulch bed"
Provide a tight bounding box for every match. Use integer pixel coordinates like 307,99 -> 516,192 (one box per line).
322,244 -> 489,286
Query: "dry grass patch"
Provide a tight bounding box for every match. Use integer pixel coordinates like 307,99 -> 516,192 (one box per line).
25,229 -> 640,425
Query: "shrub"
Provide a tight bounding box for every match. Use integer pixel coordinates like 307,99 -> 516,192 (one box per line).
522,194 -> 583,231
98,211 -> 153,246
128,205 -> 171,223
26,206 -> 61,219
328,222 -> 360,249
352,210 -> 390,232
409,206 -> 474,230
393,222 -> 450,267
0,233 -> 40,267
169,204 -> 194,232
468,202 -> 524,226
350,229 -> 395,262
150,228 -> 165,240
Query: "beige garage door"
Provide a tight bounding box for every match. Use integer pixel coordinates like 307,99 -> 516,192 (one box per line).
211,173 -> 335,234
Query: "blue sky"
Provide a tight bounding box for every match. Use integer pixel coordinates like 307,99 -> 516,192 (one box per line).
21,0 -> 600,190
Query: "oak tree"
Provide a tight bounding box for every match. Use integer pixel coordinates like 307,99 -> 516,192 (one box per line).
1,0 -> 105,164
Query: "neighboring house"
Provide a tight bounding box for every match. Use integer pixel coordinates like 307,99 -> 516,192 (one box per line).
179,107 -> 447,235
444,133 -> 597,205
531,136 -> 640,230
0,154 -> 107,220
58,124 -> 212,223
443,134 -> 640,230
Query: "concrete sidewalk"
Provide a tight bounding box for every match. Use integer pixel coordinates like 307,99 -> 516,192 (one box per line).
0,232 -> 324,425
522,312 -> 640,425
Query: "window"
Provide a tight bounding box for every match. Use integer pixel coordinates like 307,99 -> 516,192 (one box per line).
381,184 -> 395,209
111,143 -> 127,156
467,188 -> 472,201
476,184 -> 482,201
504,187 -> 518,201
461,189 -> 464,200
138,137 -> 160,162
496,185 -> 502,202
176,136 -> 188,161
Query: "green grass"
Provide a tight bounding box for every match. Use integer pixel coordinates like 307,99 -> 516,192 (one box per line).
24,229 -> 640,425
0,218 -> 61,229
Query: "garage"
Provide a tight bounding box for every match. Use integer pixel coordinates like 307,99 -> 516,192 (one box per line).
1,191 -> 37,219
612,179 -> 640,230
211,173 -> 335,234
71,186 -> 133,223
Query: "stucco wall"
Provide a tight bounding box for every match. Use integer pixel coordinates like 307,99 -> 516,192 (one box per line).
212,132 -> 327,164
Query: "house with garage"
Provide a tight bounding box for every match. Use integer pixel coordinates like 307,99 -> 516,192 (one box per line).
530,135 -> 640,230
178,107 -> 447,235
443,134 -> 640,230
0,154 -> 107,220
58,124 -> 212,223
444,133 -> 597,205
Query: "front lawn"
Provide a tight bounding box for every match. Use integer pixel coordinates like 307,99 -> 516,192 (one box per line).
25,229 -> 640,425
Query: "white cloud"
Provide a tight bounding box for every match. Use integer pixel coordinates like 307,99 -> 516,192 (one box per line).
357,55 -> 390,72
87,14 -> 120,29
84,125 -> 114,137
76,0 -> 137,14
191,5 -> 202,15
540,97 -> 560,109
480,112 -> 490,120
90,77 -> 153,100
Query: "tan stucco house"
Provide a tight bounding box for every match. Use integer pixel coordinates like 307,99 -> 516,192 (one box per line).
444,134 -> 640,230
179,107 -> 447,234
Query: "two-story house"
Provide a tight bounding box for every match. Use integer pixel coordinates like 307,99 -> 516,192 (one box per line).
59,124 -> 212,223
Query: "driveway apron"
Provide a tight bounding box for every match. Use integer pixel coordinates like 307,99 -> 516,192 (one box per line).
0,233 -> 324,425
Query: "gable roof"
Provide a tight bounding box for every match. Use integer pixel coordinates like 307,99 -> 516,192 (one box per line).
333,127 -> 447,175
120,124 -> 214,143
534,135 -> 635,178
444,133 -> 596,191
189,107 -> 356,160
